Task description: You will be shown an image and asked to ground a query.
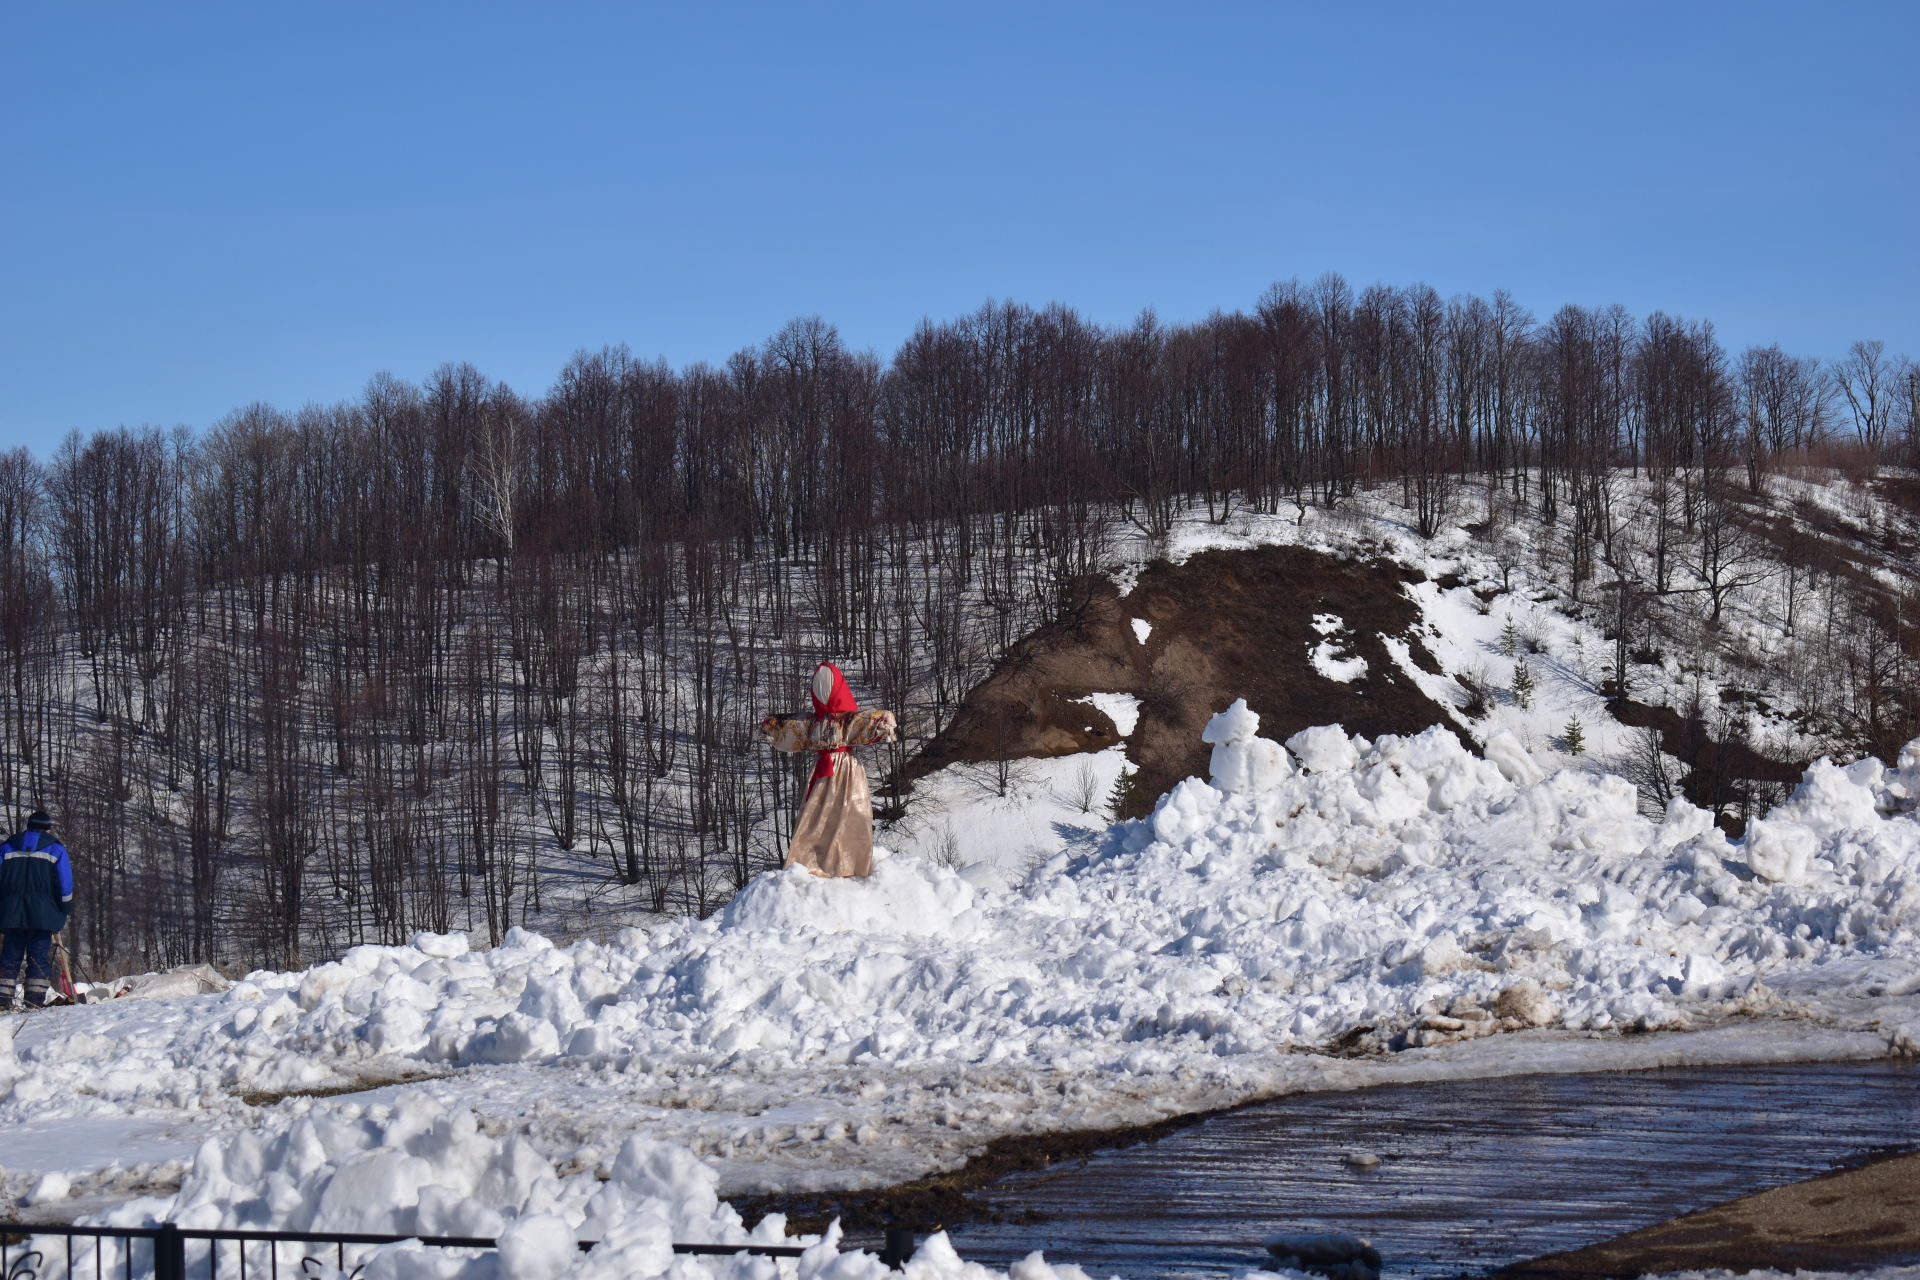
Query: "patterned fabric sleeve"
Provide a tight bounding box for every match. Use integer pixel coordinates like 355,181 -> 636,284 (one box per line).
801,716 -> 853,750
846,709 -> 897,746
762,710 -> 896,751
760,716 -> 813,753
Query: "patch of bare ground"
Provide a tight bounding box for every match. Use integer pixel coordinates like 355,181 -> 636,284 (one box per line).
1490,1148 -> 1920,1278
1871,473 -> 1920,541
1607,696 -> 1805,836
1738,499 -> 1900,596
903,540 -> 1822,837
236,1071 -> 451,1107
907,545 -> 1463,819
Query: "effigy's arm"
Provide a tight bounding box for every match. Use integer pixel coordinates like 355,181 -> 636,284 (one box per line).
843,708 -> 897,747
759,715 -> 813,753
760,710 -> 896,752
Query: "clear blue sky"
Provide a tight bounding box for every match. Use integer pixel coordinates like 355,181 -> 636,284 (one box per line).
4,1 -> 1914,457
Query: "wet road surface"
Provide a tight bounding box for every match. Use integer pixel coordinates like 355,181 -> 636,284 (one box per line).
941,1060 -> 1920,1278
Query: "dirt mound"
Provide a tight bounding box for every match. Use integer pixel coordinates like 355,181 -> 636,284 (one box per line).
908,546 -> 1464,818
1495,1147 -> 1920,1277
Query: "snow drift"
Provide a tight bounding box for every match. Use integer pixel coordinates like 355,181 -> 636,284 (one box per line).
71,1090 -> 1088,1280
7,709 -> 1920,1278
33,709 -> 1913,1094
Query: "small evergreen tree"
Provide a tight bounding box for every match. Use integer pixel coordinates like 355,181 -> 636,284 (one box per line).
1563,716 -> 1585,755
1501,618 -> 1520,657
1512,660 -> 1534,709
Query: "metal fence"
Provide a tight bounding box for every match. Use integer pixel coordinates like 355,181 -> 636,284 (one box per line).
0,1221 -> 918,1280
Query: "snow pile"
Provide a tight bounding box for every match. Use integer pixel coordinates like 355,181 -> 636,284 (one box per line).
7,710 -> 1920,1239
73,1091 -> 1089,1280
9,714 -> 1920,1120
1201,698 -> 1293,795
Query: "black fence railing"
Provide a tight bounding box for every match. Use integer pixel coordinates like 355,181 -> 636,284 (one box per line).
0,1221 -> 918,1280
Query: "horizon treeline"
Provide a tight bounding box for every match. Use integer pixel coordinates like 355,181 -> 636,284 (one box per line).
1,276 -> 1917,977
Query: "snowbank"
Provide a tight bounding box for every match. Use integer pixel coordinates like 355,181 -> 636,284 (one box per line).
6,711 -> 1920,1252
74,1091 -> 1092,1280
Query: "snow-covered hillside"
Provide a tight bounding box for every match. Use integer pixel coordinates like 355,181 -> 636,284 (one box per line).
888,471 -> 1920,876
5,703 -> 1920,1278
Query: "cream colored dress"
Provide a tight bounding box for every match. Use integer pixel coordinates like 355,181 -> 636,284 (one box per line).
762,709 -> 897,877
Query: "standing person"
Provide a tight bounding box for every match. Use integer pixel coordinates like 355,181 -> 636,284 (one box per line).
760,662 -> 896,878
0,810 -> 73,1010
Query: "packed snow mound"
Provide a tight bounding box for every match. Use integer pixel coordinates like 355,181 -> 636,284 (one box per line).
1203,698 -> 1293,794
720,850 -> 977,939
7,720 -> 1920,1125
77,1092 -> 1084,1280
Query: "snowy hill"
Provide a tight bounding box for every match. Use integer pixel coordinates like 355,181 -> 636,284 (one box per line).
886,471 -> 1920,877
5,699 -> 1920,1277
9,453 -> 1917,990
5,468 -> 1920,1278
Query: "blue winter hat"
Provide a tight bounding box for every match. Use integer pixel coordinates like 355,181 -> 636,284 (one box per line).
25,810 -> 52,831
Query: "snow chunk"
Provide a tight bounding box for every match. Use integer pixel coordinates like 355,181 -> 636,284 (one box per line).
28,1171 -> 72,1205
1075,692 -> 1141,737
1131,617 -> 1152,645
1150,777 -> 1223,844
1886,739 -> 1920,810
1202,698 -> 1262,746
1742,817 -> 1815,884
496,1215 -> 577,1280
1202,699 -> 1293,794
463,1012 -> 561,1064
1492,980 -> 1559,1027
1286,725 -> 1362,774
1481,729 -> 1543,787
1772,757 -> 1886,837
410,931 -> 469,960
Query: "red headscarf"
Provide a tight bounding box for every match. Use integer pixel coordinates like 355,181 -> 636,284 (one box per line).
807,661 -> 858,792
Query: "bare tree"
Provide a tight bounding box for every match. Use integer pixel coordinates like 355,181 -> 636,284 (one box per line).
1834,339 -> 1894,455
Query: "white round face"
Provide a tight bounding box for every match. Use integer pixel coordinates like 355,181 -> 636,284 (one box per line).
812,665 -> 837,706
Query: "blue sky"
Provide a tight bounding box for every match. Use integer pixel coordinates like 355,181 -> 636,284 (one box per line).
3,1 -> 1914,456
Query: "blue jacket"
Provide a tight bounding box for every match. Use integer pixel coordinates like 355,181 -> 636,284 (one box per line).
0,830 -> 73,933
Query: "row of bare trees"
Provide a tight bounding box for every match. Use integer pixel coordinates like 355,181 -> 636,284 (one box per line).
1,278 -> 1915,975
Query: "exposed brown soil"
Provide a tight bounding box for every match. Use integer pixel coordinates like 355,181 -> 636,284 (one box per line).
1871,474 -> 1920,541
1737,501 -> 1894,600
1612,697 -> 1802,780
1608,696 -> 1807,835
906,539 -> 1831,836
236,1071 -> 450,1107
1491,1148 -> 1920,1277
908,545 -> 1464,818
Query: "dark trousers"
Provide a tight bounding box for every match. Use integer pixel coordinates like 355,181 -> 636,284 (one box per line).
0,929 -> 55,1004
